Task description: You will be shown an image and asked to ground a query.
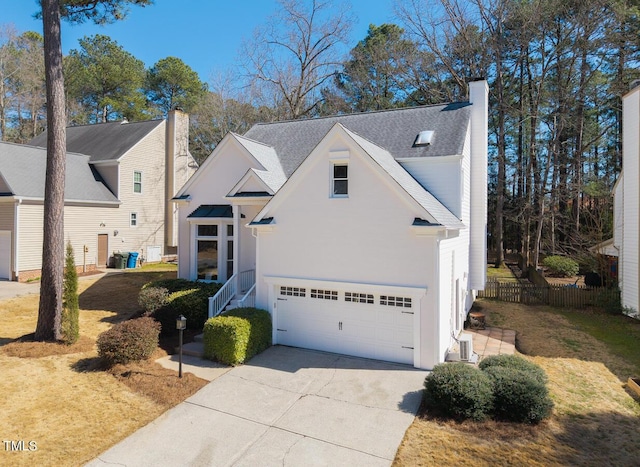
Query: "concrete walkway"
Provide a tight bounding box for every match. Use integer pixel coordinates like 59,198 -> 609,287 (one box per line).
86,346 -> 428,467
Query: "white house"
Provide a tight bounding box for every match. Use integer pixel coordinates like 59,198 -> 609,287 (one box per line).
174,80 -> 488,369
613,82 -> 640,318
0,110 -> 196,281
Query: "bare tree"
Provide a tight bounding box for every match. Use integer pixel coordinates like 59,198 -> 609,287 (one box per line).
242,0 -> 354,119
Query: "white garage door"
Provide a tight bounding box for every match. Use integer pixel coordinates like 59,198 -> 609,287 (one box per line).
275,285 -> 414,365
0,231 -> 11,280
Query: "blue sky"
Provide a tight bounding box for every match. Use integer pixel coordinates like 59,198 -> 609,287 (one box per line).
0,0 -> 398,82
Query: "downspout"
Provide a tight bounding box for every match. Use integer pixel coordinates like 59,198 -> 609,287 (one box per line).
13,198 -> 21,281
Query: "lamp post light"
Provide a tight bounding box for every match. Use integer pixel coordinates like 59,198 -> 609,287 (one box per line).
176,315 -> 187,378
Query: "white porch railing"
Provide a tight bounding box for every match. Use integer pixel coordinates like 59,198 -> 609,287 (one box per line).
208,269 -> 255,318
237,283 -> 256,308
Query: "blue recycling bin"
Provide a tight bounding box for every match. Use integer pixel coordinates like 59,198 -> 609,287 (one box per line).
127,252 -> 139,268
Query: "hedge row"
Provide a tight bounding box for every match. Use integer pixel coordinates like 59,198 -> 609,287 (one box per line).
139,279 -> 222,334
424,355 -> 553,424
203,308 -> 272,365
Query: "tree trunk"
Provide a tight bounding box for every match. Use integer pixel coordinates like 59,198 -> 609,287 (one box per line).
35,0 -> 66,341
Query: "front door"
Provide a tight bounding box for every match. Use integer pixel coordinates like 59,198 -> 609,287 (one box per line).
97,234 -> 108,268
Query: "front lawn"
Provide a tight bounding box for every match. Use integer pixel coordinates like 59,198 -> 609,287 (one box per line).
394,300 -> 640,466
0,265 -> 209,466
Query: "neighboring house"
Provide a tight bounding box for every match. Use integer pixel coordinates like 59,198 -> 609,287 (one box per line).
0,110 -> 196,281
613,82 -> 640,318
174,80 -> 488,369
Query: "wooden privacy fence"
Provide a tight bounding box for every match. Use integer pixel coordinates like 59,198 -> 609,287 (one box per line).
479,278 -> 619,308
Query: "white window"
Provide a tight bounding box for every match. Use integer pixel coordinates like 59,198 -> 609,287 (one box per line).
130,212 -> 138,227
345,292 -> 374,304
196,224 -> 218,281
332,164 -> 348,196
193,222 -> 234,282
133,171 -> 142,193
310,289 -> 338,300
380,295 -> 412,308
280,286 -> 306,297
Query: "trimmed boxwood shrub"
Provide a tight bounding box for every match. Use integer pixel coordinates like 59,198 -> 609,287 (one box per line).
479,354 -> 548,384
148,280 -> 222,334
138,286 -> 169,316
97,317 -> 160,366
542,255 -> 579,277
203,308 -> 272,365
484,366 -> 554,423
423,363 -> 493,421
142,278 -> 197,294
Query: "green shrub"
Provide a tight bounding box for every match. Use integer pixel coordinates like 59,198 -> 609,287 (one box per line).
149,280 -> 221,334
138,286 -> 169,316
97,317 -> 160,366
142,278 -> 196,294
61,241 -> 79,344
479,354 -> 548,384
542,255 -> 579,277
203,308 -> 272,365
484,366 -> 554,424
423,363 -> 493,421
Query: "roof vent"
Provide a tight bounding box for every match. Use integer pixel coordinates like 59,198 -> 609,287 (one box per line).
120,118 -> 129,125
414,130 -> 434,147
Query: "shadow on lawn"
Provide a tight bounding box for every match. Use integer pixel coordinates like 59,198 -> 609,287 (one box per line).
79,270 -> 176,323
553,411 -> 640,465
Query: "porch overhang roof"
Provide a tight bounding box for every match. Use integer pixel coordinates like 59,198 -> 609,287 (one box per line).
187,204 -> 245,219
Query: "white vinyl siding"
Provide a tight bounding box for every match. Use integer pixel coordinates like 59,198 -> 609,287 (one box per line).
16,203 -> 120,274
621,88 -> 640,313
117,123 -> 166,255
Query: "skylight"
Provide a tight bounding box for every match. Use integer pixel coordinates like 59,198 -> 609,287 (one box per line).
414,130 -> 434,147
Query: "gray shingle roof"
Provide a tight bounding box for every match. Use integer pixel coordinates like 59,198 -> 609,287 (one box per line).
29,119 -> 163,162
341,125 -> 464,229
0,142 -> 119,204
243,102 -> 471,177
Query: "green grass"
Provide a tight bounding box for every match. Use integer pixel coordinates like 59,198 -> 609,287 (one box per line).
486,263 -> 518,282
558,309 -> 640,374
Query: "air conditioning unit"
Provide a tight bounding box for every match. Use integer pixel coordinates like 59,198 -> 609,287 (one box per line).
459,333 -> 473,361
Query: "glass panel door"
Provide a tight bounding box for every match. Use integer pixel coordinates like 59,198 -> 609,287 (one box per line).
197,240 -> 218,280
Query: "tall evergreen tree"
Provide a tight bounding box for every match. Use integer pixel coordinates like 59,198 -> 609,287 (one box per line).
61,241 -> 79,344
35,0 -> 152,342
65,34 -> 147,123
146,56 -> 206,116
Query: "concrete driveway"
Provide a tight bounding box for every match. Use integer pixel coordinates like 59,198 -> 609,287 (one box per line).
87,346 -> 428,467
0,280 -> 41,300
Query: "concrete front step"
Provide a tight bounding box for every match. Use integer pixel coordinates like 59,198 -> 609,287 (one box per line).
178,341 -> 205,358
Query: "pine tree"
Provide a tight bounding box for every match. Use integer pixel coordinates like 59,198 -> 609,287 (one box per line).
61,241 -> 79,344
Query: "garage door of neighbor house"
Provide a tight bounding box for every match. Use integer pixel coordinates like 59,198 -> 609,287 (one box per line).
275,284 -> 415,365
0,231 -> 11,279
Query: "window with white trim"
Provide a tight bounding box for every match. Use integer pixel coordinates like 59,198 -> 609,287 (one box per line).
280,286 -> 306,297
310,289 -> 338,300
130,212 -> 138,227
332,164 -> 348,196
345,292 -> 374,304
133,171 -> 142,193
380,295 -> 412,308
